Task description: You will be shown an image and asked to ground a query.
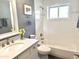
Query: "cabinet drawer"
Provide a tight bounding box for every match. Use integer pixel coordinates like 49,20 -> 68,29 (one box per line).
30,44 -> 39,59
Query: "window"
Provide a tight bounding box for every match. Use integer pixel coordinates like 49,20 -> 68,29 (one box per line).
59,6 -> 69,18
49,5 -> 69,19
50,7 -> 58,19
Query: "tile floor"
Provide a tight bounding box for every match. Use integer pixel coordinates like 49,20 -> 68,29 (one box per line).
48,55 -> 63,59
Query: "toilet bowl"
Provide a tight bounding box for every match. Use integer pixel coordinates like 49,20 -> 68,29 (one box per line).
37,45 -> 51,55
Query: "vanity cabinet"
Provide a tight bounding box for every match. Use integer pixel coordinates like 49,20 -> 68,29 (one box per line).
73,55 -> 79,59
18,48 -> 31,59
14,43 -> 39,59
30,44 -> 39,59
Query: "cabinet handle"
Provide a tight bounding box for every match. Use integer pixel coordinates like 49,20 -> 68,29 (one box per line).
33,46 -> 36,49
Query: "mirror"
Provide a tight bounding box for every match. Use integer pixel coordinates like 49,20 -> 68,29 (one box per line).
0,0 -> 12,34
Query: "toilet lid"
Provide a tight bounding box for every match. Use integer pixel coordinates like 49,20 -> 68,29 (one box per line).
37,45 -> 51,52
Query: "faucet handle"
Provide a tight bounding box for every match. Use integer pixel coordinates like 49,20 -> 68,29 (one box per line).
6,39 -> 10,45
41,38 -> 44,40
11,40 -> 14,43
2,43 -> 5,47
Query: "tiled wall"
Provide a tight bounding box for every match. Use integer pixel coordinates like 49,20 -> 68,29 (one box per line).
43,0 -> 79,49
35,0 -> 79,58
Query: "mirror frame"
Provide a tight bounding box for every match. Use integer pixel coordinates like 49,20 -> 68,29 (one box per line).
9,0 -> 19,32
0,0 -> 19,40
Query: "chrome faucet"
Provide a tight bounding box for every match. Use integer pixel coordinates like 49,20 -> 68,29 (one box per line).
2,43 -> 5,47
11,40 -> 14,43
6,39 -> 10,45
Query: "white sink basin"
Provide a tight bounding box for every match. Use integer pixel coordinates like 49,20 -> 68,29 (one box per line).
0,39 -> 38,58
0,42 -> 25,56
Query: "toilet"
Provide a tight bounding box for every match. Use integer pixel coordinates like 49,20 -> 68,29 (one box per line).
37,45 -> 51,55
31,34 -> 51,59
37,45 -> 51,59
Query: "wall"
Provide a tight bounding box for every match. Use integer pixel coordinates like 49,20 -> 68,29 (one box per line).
16,0 -> 35,38
43,0 -> 79,49
35,0 -> 79,58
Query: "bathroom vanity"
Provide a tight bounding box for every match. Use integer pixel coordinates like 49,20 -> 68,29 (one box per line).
15,43 -> 38,59
14,39 -> 39,59
0,38 -> 39,59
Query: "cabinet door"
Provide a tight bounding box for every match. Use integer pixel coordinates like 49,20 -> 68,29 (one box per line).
73,55 -> 79,59
18,49 -> 31,59
30,44 -> 40,59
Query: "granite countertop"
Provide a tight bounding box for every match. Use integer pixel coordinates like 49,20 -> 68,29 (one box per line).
0,38 -> 38,59
0,32 -> 19,40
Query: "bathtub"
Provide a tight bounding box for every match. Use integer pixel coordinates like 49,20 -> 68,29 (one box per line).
44,44 -> 78,59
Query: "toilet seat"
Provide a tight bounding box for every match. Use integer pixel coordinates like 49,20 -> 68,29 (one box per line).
37,45 -> 51,55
